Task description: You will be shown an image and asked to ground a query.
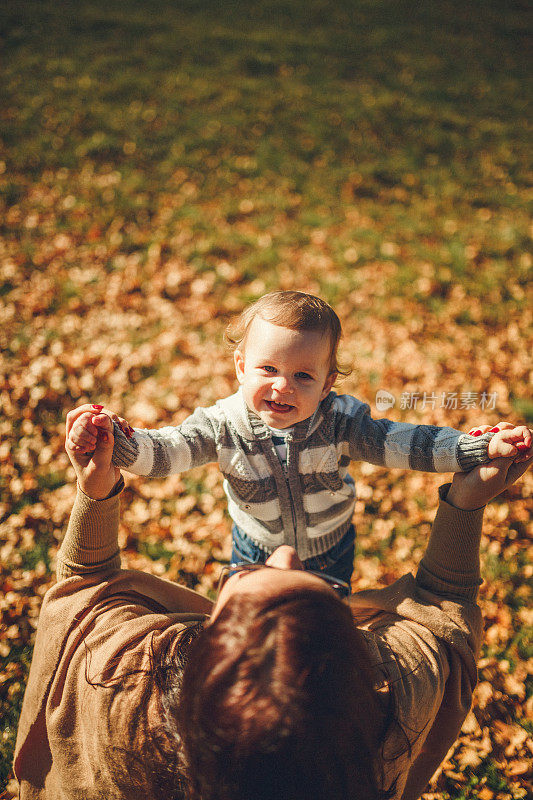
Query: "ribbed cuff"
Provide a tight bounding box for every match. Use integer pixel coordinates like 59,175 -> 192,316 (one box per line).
416,483 -> 484,601
456,432 -> 493,470
111,421 -> 140,468
57,479 -> 124,580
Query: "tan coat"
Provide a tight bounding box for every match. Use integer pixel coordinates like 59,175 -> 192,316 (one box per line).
14,484 -> 484,800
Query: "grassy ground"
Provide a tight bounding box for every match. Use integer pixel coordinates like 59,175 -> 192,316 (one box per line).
1,1 -> 532,797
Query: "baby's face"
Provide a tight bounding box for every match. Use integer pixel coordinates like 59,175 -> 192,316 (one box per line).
234,317 -> 336,428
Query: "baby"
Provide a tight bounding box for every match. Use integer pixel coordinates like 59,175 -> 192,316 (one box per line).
75,291 -> 531,588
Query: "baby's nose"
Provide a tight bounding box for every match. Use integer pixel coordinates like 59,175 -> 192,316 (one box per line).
273,375 -> 292,393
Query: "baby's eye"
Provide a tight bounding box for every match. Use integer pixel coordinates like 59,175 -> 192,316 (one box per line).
261,365 -> 277,373
296,372 -> 313,380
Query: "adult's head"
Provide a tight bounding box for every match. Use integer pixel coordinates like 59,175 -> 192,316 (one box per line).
177,546 -> 388,800
172,431 -> 532,800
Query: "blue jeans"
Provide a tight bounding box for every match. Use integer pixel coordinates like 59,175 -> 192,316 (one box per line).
231,524 -> 355,595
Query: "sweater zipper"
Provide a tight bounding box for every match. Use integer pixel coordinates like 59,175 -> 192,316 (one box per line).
258,437 -> 297,550
284,438 -> 297,534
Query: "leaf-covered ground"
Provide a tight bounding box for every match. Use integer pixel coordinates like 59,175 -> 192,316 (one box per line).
1,1 -> 531,797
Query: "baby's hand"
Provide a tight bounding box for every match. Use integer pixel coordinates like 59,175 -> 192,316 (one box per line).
66,403 -> 134,453
469,422 -> 532,462
65,406 -> 120,498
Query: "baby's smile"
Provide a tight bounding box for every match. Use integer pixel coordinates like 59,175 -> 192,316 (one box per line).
266,399 -> 295,413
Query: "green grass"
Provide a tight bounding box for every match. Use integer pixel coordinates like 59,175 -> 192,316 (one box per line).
137,540 -> 175,567
0,645 -> 34,790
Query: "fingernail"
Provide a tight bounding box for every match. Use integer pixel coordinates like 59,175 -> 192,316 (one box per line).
92,404 -> 103,411
516,443 -> 529,450
472,430 -> 482,436
488,427 -> 499,433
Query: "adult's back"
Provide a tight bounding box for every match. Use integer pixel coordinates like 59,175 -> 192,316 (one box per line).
14,409 -> 531,799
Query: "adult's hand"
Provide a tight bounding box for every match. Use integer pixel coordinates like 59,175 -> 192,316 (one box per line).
448,424 -> 532,510
65,405 -> 120,499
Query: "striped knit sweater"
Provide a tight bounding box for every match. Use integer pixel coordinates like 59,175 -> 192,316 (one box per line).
112,389 -> 492,560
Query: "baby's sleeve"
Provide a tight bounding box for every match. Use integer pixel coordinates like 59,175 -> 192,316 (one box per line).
335,394 -> 492,472
111,405 -> 219,477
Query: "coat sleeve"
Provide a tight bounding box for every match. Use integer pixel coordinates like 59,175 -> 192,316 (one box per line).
350,484 -> 484,799
13,570 -> 210,800
401,486 -> 485,799
15,483 -> 213,799
56,482 -> 212,617
111,404 -> 220,477
333,394 -> 492,472
56,480 -> 123,580
370,605 -> 480,800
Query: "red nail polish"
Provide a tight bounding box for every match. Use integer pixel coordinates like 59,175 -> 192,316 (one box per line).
488,427 -> 499,433
92,404 -> 103,411
472,430 -> 482,436
516,443 -> 529,450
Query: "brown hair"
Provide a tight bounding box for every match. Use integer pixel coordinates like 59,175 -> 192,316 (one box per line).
175,588 -> 392,800
225,291 -> 350,376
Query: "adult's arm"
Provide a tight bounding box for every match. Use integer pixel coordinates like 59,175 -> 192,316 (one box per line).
395,429 -> 531,800
61,408 -> 213,614
58,404 -> 124,578
415,484 -> 484,600
15,414 -> 214,799
56,478 -> 123,579
417,428 -> 532,600
350,488 -> 487,800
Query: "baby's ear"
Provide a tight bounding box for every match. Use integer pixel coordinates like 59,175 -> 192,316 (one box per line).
234,349 -> 245,383
321,371 -> 337,398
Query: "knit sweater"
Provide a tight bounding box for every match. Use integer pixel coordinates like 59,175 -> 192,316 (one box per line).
112,388 -> 492,559
14,481 -> 484,800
